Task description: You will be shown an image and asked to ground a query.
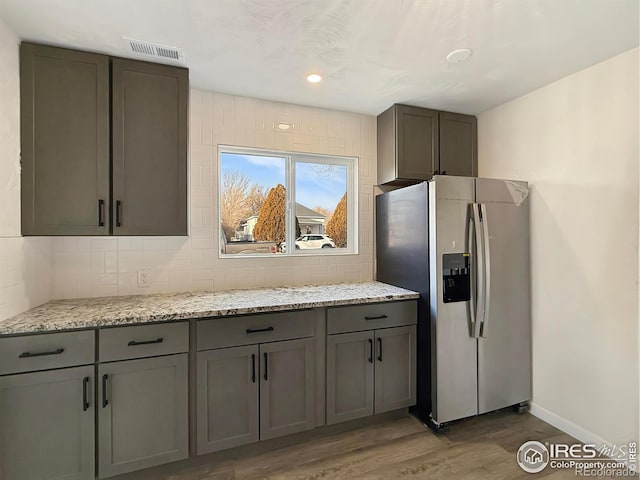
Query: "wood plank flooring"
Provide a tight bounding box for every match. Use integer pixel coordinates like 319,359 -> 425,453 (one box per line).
112,410 -> 629,480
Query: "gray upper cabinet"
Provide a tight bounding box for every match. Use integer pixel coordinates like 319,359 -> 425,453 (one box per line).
438,111 -> 477,177
112,59 -> 188,236
0,366 -> 95,480
20,43 -> 188,236
98,354 -> 189,478
377,103 -> 477,185
20,43 -> 110,235
378,104 -> 438,185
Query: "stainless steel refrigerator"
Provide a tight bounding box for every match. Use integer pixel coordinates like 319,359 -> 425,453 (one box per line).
376,176 -> 531,428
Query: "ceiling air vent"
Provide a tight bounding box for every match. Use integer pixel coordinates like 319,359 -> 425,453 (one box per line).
124,37 -> 185,63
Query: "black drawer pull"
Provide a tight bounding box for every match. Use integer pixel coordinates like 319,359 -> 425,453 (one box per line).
246,327 -> 274,334
364,314 -> 388,321
127,338 -> 164,346
98,199 -> 105,227
82,377 -> 90,412
102,374 -> 109,408
368,338 -> 373,364
19,348 -> 64,358
377,337 -> 383,362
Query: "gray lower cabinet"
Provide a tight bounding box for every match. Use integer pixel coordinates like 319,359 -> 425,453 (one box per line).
374,326 -> 417,414
98,354 -> 189,478
0,366 -> 95,480
326,330 -> 374,425
196,345 -> 259,455
326,325 -> 416,425
196,335 -> 315,454
259,338 -> 315,440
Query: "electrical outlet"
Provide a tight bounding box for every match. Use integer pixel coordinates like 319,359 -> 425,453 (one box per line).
137,269 -> 151,287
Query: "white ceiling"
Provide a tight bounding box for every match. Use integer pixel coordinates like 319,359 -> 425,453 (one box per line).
0,0 -> 637,115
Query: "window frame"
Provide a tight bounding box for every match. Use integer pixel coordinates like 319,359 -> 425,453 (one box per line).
217,145 -> 358,258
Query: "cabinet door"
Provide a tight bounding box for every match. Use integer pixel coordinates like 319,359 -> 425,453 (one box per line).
196,345 -> 259,455
326,331 -> 374,425
374,326 -> 417,414
98,354 -> 188,478
396,105 -> 439,180
259,338 -> 315,440
438,111 -> 477,177
0,366 -> 94,480
112,58 -> 188,236
20,43 -> 110,235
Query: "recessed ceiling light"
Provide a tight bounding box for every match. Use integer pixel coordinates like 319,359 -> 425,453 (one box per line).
446,48 -> 473,64
278,122 -> 291,130
306,73 -> 323,83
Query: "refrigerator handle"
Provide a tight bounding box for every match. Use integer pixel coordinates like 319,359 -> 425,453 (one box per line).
480,203 -> 492,337
468,207 -> 477,338
472,203 -> 484,339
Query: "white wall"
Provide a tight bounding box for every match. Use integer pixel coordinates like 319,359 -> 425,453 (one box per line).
478,48 -> 639,447
49,90 -> 377,298
0,17 -> 51,321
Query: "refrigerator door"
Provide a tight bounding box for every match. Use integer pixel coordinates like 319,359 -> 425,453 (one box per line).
475,178 -> 531,414
429,176 -> 477,424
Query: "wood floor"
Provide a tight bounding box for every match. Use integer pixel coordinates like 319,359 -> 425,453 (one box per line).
113,410 -> 623,480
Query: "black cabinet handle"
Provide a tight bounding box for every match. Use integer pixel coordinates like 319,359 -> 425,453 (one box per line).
98,199 -> 105,227
82,376 -> 90,411
368,338 -> 373,364
102,374 -> 109,408
263,352 -> 268,381
377,338 -> 383,362
364,314 -> 388,321
127,338 -> 163,346
251,354 -> 256,383
19,348 -> 64,359
116,200 -> 122,227
246,327 -> 274,334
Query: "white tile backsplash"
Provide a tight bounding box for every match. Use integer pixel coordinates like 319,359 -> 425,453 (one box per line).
45,89 -> 377,299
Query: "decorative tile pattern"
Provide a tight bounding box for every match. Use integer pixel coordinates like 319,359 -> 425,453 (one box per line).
0,282 -> 418,335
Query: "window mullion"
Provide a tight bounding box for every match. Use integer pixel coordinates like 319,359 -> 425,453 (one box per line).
286,156 -> 295,255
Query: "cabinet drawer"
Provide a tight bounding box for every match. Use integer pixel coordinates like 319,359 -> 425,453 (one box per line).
0,330 -> 95,375
327,301 -> 417,334
197,311 -> 313,351
99,322 -> 189,362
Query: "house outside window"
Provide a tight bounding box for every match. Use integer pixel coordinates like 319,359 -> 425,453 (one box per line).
218,146 -> 358,257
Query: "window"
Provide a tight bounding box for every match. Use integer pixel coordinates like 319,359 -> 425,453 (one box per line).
218,146 -> 358,257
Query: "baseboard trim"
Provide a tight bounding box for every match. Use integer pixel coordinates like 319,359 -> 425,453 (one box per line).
529,402 -> 611,447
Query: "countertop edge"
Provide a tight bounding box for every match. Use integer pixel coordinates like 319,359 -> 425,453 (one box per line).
0,283 -> 419,336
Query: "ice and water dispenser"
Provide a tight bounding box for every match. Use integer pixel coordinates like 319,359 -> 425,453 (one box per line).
442,253 -> 471,303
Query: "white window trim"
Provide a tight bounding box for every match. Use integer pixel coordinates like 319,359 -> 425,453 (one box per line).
217,145 -> 358,258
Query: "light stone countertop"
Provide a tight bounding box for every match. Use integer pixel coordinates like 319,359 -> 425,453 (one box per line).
0,282 -> 419,336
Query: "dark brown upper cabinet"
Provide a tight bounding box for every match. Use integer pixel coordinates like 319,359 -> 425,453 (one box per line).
438,111 -> 477,177
112,59 -> 188,236
20,43 -> 188,236
376,104 -> 477,186
20,43 -> 110,235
